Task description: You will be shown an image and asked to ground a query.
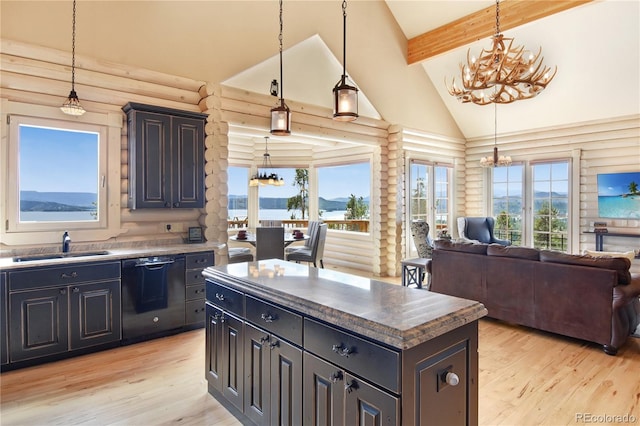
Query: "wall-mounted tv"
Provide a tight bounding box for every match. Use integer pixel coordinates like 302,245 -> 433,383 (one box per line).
597,172 -> 640,219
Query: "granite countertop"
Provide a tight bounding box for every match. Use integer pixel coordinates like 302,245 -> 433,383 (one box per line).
203,259 -> 488,350
0,242 -> 225,271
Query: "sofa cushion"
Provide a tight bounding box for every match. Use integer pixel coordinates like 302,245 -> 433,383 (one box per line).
539,250 -> 632,285
434,239 -> 488,254
487,244 -> 540,260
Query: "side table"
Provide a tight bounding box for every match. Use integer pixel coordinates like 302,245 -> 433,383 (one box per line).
401,257 -> 430,289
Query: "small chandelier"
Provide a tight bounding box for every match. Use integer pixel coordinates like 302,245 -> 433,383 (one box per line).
250,137 -> 285,187
481,103 -> 512,167
332,0 -> 358,121
447,0 -> 557,105
60,0 -> 86,116
270,0 -> 291,136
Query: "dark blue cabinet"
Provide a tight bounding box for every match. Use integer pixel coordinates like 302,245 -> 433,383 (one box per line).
123,103 -> 206,209
1,272 -> 7,365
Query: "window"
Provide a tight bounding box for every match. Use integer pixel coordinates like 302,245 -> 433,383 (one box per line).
228,166 -> 249,228
258,168 -> 305,221
408,161 -> 452,252
491,159 -> 570,251
532,161 -> 569,251
318,163 -> 370,233
7,115 -> 107,232
492,164 -> 523,245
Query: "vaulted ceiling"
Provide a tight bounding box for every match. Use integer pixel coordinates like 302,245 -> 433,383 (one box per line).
224,0 -> 639,142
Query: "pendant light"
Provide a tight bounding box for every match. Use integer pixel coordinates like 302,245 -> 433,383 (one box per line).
270,0 -> 291,136
249,137 -> 285,187
61,0 -> 86,116
332,0 -> 358,121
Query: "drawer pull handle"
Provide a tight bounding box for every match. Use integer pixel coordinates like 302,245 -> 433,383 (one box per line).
215,293 -> 225,301
259,335 -> 269,344
261,313 -> 276,323
269,340 -> 279,349
61,272 -> 78,279
332,344 -> 353,357
344,380 -> 358,394
330,371 -> 343,383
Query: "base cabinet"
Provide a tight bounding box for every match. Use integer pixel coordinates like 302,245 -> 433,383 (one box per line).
185,252 -> 214,326
7,261 -> 121,364
0,273 -> 7,365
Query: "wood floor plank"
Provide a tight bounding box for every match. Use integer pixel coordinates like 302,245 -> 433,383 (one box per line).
1,294 -> 639,425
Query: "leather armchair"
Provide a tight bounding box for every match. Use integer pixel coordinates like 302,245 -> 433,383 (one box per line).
457,217 -> 511,246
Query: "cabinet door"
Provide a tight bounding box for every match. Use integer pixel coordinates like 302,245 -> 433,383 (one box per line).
9,287 -> 69,362
171,116 -> 204,208
303,352 -> 345,426
205,303 -> 224,391
344,373 -> 399,426
270,336 -> 302,426
222,311 -> 244,412
244,323 -> 271,425
1,273 -> 7,365
69,280 -> 121,350
131,111 -> 172,208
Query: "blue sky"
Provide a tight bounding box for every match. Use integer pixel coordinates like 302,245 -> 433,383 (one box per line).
20,125 -> 99,193
229,162 -> 371,199
597,172 -> 640,196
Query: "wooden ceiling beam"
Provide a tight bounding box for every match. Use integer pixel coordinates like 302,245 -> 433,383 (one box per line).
407,0 -> 593,65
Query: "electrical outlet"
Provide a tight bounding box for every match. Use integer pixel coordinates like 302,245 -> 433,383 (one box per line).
166,224 -> 172,232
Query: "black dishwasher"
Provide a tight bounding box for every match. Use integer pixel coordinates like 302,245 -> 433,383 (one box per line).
121,255 -> 185,343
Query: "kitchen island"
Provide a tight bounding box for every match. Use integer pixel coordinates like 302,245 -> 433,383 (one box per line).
203,259 -> 487,426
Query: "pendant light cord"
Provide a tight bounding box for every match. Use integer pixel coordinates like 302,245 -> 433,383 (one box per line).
495,0 -> 500,37
278,0 -> 284,106
71,0 -> 77,91
341,0 -> 347,80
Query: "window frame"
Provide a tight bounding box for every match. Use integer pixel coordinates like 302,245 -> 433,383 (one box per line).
488,156 -> 575,252
1,101 -> 122,246
7,115 -> 108,233
406,159 -> 453,257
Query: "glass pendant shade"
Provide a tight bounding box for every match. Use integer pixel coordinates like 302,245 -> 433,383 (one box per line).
61,90 -> 85,116
333,78 -> 358,121
270,102 -> 291,136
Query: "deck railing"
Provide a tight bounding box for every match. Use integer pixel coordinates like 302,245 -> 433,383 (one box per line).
227,219 -> 370,233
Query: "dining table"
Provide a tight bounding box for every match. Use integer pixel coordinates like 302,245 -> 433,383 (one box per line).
230,232 -> 309,247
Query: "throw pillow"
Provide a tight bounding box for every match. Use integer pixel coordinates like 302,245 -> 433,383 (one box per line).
434,239 -> 488,254
583,249 -> 635,262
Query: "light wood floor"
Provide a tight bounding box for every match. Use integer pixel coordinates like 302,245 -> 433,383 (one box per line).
2,271 -> 639,425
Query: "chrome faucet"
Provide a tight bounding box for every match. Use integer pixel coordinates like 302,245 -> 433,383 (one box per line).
62,231 -> 71,253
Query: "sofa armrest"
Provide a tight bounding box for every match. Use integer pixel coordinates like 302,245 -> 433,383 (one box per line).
613,273 -> 640,310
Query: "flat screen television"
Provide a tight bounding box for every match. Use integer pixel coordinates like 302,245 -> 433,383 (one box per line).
597,172 -> 640,219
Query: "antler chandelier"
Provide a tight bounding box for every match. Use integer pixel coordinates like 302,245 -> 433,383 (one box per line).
250,137 -> 285,187
447,0 -> 557,105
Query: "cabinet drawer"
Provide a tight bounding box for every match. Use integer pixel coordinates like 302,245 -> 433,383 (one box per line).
304,318 -> 400,393
186,283 -> 206,301
9,262 -> 121,291
186,269 -> 205,286
245,295 -> 302,346
185,300 -> 206,324
186,252 -> 214,270
206,280 -> 244,317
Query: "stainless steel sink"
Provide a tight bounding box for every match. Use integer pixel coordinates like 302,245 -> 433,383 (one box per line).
12,251 -> 110,263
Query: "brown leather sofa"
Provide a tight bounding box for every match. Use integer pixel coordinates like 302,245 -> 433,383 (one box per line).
426,240 -> 640,355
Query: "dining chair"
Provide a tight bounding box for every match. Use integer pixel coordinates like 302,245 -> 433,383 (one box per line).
228,247 -> 254,264
286,220 -> 320,255
286,223 -> 327,268
256,227 -> 285,260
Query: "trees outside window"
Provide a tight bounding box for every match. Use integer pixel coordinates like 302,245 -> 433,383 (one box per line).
286,169 -> 309,219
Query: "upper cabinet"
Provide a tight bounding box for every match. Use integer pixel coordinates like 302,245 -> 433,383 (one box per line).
123,103 -> 207,209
